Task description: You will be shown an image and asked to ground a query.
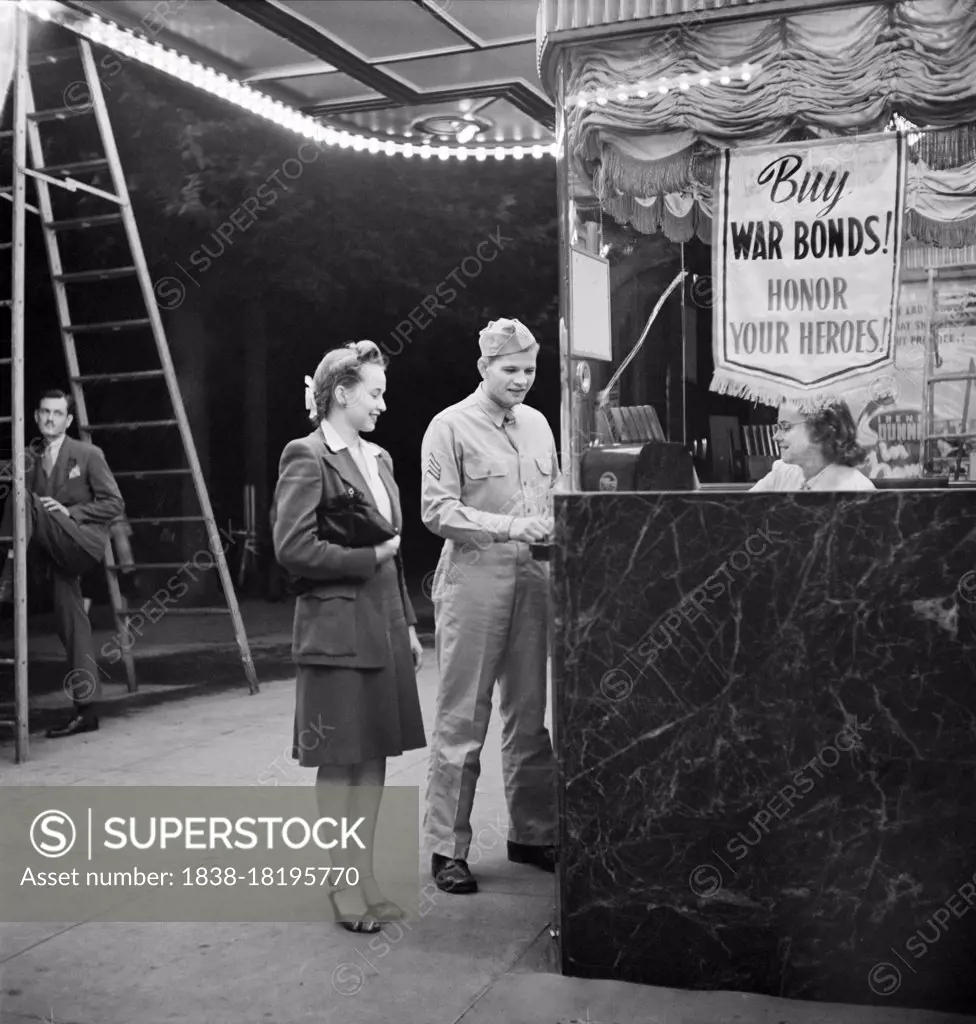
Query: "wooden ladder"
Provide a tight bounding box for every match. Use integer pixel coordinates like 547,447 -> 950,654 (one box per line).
1,11 -> 258,763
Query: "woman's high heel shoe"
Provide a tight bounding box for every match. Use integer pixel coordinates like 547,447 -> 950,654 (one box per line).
366,899 -> 405,922
357,875 -> 405,922
327,890 -> 381,934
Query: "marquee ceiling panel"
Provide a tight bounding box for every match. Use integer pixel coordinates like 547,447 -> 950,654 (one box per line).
53,0 -> 555,153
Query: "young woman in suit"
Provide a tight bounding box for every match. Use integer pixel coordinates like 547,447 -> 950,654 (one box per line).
272,340 -> 426,932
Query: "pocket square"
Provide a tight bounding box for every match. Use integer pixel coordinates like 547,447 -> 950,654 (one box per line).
68,465 -> 81,479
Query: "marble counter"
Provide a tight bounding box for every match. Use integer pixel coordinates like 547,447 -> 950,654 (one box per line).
552,490 -> 976,1014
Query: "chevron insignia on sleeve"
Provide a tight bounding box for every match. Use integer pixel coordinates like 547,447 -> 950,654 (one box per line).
426,453 -> 442,481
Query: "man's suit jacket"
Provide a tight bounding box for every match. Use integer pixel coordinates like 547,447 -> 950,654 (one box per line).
272,429 -> 416,670
32,435 -> 125,562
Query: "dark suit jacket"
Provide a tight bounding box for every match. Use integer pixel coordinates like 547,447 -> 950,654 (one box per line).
32,436 -> 125,562
272,429 -> 416,669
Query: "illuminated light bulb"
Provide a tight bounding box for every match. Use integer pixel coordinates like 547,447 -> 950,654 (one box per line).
456,123 -> 478,145
658,83 -> 669,94
576,95 -> 588,108
513,146 -> 524,159
700,76 -> 710,86
457,148 -> 469,160
679,78 -> 689,91
438,146 -> 450,160
386,128 -> 395,135
385,141 -> 397,155
720,67 -> 731,85
403,143 -> 414,158
741,63 -> 751,81
352,136 -> 367,151
367,138 -> 380,153
549,142 -> 559,156
475,147 -> 487,161
596,93 -> 608,105
419,145 -> 432,159
531,145 -> 544,159
462,112 -> 474,121
337,134 -> 350,149
617,91 -> 628,101
494,147 -> 506,160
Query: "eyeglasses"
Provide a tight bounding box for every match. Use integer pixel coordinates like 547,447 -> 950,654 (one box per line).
772,421 -> 802,438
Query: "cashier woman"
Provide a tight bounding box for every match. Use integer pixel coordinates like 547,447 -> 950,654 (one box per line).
752,398 -> 875,492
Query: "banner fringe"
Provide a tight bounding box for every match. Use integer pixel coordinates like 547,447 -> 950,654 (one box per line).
709,372 -> 871,412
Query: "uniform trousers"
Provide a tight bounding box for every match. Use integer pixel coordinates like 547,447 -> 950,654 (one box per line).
424,540 -> 556,861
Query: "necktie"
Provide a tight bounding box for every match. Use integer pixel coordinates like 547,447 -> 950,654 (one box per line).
42,447 -> 55,476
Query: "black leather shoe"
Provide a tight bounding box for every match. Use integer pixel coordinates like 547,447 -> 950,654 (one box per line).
46,714 -> 99,738
507,842 -> 557,873
431,854 -> 478,894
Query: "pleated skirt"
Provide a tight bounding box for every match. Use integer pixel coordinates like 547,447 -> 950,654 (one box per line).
292,560 -> 426,766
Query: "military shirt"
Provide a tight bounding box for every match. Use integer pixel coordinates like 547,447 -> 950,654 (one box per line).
421,386 -> 559,543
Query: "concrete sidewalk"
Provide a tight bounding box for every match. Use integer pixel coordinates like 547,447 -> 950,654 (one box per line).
2,658 -> 975,1023
0,596 -> 435,731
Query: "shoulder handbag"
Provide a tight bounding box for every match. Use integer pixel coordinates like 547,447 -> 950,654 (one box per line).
315,456 -> 396,547
278,456 -> 397,596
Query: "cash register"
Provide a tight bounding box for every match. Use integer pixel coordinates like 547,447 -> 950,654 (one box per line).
580,404 -> 697,491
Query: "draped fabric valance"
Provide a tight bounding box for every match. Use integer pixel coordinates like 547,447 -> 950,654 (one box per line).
567,0 -> 976,244
589,127 -> 976,245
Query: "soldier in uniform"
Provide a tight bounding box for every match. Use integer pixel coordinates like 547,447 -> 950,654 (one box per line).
421,317 -> 559,894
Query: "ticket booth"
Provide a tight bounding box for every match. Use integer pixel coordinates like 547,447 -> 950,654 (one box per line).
538,0 -> 976,1014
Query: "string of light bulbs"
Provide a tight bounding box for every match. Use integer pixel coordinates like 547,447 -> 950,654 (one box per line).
15,0 -> 557,162
571,63 -> 758,108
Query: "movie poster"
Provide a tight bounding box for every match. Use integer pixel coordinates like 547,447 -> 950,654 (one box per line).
843,277 -> 976,479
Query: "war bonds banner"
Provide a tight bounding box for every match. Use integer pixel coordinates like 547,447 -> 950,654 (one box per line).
711,134 -> 906,409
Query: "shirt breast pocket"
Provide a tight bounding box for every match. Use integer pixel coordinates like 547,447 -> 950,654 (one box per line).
463,457 -> 507,483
